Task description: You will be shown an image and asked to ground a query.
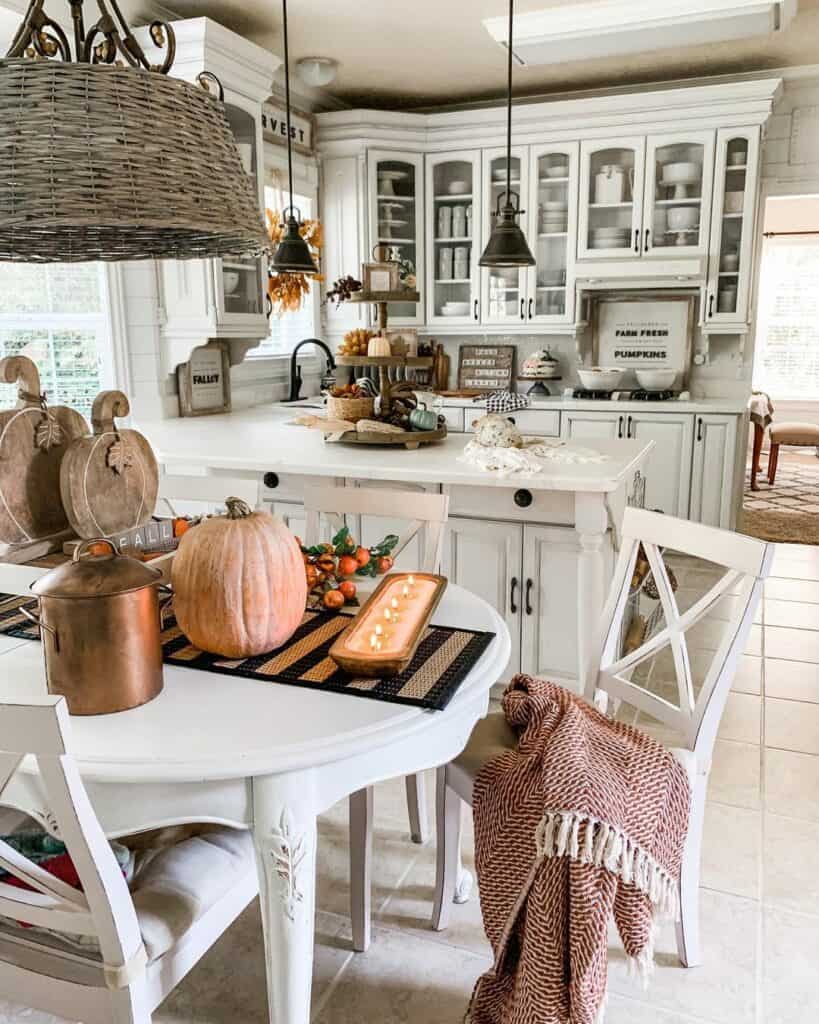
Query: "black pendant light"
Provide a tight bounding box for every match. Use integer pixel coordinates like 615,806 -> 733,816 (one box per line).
271,0 -> 318,275
479,0 -> 535,269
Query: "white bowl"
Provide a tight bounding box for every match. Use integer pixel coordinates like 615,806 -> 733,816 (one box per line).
544,165 -> 569,179
442,302 -> 470,316
724,191 -> 745,214
577,367 -> 624,393
447,180 -> 469,195
667,206 -> 699,231
542,200 -> 568,211
635,369 -> 678,391
662,161 -> 701,185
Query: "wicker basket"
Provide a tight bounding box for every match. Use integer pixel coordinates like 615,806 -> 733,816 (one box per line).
0,59 -> 269,262
326,395 -> 375,422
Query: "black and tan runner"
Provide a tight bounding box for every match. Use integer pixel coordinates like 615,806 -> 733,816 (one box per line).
0,594 -> 495,712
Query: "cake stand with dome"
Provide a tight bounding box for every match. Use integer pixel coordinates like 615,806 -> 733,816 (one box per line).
518,349 -> 562,396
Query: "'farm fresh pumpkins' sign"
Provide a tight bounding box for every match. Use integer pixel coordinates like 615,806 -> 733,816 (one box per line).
262,103 -> 313,154
595,298 -> 692,373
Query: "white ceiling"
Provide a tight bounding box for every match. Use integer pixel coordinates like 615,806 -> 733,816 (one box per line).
165,0 -> 819,109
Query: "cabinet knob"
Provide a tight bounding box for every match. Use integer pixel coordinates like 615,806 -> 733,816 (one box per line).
263,472 -> 280,489
514,488 -> 533,508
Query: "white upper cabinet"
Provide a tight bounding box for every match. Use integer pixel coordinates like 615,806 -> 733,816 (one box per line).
480,147 -> 531,326
703,127 -> 761,331
642,132 -> 715,259
526,143 -> 579,325
578,137 -> 646,260
426,151 -> 482,328
367,150 -> 425,326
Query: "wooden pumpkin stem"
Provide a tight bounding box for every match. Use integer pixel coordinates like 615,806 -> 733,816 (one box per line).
0,355 -> 43,409
225,496 -> 253,519
91,390 -> 131,435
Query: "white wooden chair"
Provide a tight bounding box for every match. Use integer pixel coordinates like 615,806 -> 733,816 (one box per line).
301,483 -> 449,953
0,696 -> 258,1023
431,507 -> 773,969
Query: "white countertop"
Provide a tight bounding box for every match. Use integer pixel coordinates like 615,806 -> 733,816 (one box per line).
141,406 -> 653,494
434,395 -> 748,414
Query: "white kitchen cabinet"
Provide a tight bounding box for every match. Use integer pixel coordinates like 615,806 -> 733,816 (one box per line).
578,137 -> 646,260
561,409 -> 626,441
480,147 -> 531,326
689,414 -> 738,529
520,525 -> 583,687
426,151 -> 482,328
703,127 -> 761,331
367,149 -> 425,326
442,517 -> 522,679
526,143 -> 579,326
642,132 -> 715,259
625,412 -> 694,518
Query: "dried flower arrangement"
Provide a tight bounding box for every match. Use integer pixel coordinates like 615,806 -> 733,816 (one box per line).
266,208 -> 325,316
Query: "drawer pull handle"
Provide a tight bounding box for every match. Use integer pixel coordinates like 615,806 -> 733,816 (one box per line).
520,298 -> 525,321
263,472 -> 280,489
627,415 -> 633,439
510,576 -> 518,615
474,299 -> 479,321
514,489 -> 533,509
697,417 -> 704,442
525,579 -> 533,616
618,416 -> 624,439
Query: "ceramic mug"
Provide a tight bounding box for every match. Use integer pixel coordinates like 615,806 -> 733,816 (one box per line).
409,402 -> 438,432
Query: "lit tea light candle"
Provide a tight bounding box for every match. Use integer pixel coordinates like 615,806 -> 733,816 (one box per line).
375,624 -> 383,637
370,633 -> 378,650
384,607 -> 392,622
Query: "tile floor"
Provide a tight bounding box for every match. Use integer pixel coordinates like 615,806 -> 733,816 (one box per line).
4,543 -> 819,1023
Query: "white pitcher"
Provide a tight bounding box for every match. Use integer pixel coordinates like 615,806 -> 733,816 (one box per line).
594,164 -> 633,205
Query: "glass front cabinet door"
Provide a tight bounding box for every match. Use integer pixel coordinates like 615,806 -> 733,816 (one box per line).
578,138 -> 645,260
480,147 -> 530,325
526,143 -> 579,325
367,150 -> 425,325
642,132 -> 715,258
425,151 -> 482,327
704,127 -> 761,328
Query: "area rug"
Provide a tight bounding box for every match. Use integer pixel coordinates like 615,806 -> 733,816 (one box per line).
742,450 -> 819,544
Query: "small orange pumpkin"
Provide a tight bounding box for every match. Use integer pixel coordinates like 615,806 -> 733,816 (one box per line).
171,497 -> 307,658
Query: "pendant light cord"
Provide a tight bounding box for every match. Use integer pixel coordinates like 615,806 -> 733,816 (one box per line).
282,0 -> 295,218
505,0 -> 513,204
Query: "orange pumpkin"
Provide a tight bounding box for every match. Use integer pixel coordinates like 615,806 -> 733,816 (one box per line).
171,497 -> 307,658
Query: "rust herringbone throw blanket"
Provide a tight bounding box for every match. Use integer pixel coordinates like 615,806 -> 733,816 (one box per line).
467,675 -> 691,1024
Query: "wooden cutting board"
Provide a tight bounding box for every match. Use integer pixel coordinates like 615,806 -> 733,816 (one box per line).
59,390 -> 159,539
0,356 -> 88,549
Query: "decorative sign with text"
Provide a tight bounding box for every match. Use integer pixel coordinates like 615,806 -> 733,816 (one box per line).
261,103 -> 314,154
177,341 -> 231,418
458,345 -> 515,392
594,297 -> 693,375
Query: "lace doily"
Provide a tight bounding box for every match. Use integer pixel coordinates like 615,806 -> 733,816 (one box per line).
460,438 -> 609,478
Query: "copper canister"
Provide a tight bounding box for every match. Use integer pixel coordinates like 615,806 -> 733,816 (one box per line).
28,539 -> 164,715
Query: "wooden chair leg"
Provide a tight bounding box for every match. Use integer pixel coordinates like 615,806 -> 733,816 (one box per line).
750,423 -> 763,491
768,442 -> 780,486
675,773 -> 706,968
349,787 -> 373,953
431,765 -> 463,931
405,771 -> 428,844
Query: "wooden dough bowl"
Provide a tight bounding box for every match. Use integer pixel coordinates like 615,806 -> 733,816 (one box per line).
60,390 -> 159,539
0,356 -> 88,548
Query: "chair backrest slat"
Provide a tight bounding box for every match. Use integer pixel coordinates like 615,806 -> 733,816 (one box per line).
585,508 -> 773,766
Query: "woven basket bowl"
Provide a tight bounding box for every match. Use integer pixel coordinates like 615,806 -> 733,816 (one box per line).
0,59 -> 269,262
326,395 -> 375,422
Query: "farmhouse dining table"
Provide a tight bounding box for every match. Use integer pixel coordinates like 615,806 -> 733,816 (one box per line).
0,583 -> 510,1024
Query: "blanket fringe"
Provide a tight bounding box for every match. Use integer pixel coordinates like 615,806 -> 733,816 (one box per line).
535,810 -> 680,922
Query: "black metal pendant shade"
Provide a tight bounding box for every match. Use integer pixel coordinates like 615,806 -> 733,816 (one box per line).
480,195 -> 535,268
271,209 -> 318,274
479,0 -> 535,270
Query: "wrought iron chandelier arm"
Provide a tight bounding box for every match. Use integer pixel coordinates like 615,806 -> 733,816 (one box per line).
5,0 -> 71,61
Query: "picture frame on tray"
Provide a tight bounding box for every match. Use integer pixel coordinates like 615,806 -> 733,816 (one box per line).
363,260 -> 400,294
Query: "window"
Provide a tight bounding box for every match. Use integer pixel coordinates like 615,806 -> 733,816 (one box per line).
753,234 -> 819,400
250,187 -> 318,357
0,263 -> 113,420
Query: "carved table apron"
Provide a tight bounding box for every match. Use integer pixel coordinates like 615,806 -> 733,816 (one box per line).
0,584 -> 510,1024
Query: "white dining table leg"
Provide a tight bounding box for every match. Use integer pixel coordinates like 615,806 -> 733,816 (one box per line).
252,773 -> 318,1024
575,491 -> 609,691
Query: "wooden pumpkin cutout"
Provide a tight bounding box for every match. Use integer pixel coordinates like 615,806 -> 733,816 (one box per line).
59,390 -> 159,539
0,356 -> 88,549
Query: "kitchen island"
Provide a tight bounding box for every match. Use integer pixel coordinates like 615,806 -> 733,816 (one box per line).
140,406 -> 653,689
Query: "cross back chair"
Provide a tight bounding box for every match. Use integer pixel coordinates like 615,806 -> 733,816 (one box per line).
0,696 -> 258,1023
432,507 -> 773,970
301,483 -> 450,954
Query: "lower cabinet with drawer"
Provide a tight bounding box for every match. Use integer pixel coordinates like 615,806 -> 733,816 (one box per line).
442,515 -> 598,688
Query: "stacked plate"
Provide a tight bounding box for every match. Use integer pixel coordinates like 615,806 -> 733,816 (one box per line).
441,301 -> 470,317
540,200 -> 568,234
590,226 -> 630,249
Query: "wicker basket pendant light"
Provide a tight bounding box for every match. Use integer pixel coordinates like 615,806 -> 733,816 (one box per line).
479,0 -> 535,269
0,0 -> 269,262
270,0 -> 318,275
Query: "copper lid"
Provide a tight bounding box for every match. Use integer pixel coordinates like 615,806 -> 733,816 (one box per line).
32,539 -> 161,600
